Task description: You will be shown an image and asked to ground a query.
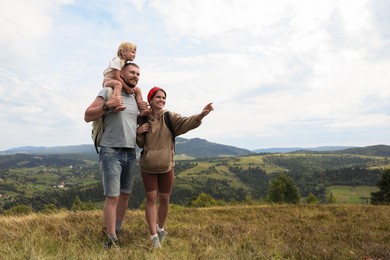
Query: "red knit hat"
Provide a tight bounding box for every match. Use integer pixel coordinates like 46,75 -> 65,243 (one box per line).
147,86 -> 166,103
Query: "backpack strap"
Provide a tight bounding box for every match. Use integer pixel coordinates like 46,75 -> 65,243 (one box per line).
164,111 -> 175,144
94,87 -> 113,154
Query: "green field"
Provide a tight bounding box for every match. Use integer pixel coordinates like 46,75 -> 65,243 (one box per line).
327,185 -> 378,204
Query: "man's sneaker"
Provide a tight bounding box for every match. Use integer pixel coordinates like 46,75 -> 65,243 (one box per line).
104,237 -> 118,249
151,236 -> 161,249
157,230 -> 167,242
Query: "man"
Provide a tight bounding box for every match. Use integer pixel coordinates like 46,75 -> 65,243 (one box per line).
84,62 -> 146,248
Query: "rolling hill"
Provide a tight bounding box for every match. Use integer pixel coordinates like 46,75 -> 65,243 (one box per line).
0,137 -> 254,159
3,140 -> 389,158
253,146 -> 354,153
332,144 -> 390,157
1,143 -> 389,211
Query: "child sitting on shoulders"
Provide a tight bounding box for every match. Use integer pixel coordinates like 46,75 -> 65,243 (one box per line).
103,42 -> 148,115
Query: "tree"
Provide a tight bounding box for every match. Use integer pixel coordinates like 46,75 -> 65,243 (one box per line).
371,169 -> 390,205
71,196 -> 83,211
326,192 -> 337,204
268,174 -> 300,204
306,193 -> 319,204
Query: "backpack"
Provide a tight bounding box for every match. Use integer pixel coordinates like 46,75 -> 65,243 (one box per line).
91,87 -> 113,154
137,111 -> 175,143
164,111 -> 175,143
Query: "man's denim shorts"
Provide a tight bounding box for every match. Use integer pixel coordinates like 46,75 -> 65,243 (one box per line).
99,146 -> 136,197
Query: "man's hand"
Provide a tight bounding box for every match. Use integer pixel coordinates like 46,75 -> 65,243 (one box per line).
107,95 -> 126,112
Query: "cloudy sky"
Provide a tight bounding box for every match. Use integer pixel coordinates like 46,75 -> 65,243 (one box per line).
0,0 -> 389,151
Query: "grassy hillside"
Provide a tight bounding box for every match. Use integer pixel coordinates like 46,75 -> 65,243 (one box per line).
0,204 -> 389,259
327,185 -> 378,204
173,153 -> 387,197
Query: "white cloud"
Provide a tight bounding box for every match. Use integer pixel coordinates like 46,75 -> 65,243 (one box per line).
0,0 -> 389,151
0,0 -> 74,61
326,113 -> 390,128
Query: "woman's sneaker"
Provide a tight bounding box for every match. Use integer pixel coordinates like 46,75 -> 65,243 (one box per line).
157,230 -> 167,242
104,236 -> 118,249
156,224 -> 167,242
151,236 -> 161,249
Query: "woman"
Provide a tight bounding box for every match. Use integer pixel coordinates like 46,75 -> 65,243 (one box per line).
136,86 -> 213,248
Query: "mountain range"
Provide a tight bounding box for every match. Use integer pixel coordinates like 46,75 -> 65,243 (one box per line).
251,146 -> 355,153
0,137 -> 388,158
0,137 -> 252,158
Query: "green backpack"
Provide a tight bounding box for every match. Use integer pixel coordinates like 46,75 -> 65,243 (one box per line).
91,87 -> 113,154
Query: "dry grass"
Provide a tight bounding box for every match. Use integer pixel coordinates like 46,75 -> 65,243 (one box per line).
0,204 -> 389,259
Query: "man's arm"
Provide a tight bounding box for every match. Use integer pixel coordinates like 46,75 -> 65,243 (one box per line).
84,96 -> 105,122
84,94 -> 125,122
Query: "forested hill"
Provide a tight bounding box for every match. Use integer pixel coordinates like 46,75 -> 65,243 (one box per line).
2,142 -> 389,158
1,143 -> 389,211
293,145 -> 390,157
336,145 -> 390,157
175,137 -> 252,157
0,137 -> 254,159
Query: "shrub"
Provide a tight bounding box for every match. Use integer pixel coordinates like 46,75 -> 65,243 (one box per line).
306,193 -> 319,204
4,204 -> 33,216
190,192 -> 217,207
71,196 -> 97,211
41,203 -> 58,214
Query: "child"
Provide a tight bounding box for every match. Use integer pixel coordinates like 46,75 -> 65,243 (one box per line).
103,42 -> 147,115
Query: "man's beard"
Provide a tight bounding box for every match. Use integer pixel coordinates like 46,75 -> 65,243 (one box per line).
123,78 -> 137,88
